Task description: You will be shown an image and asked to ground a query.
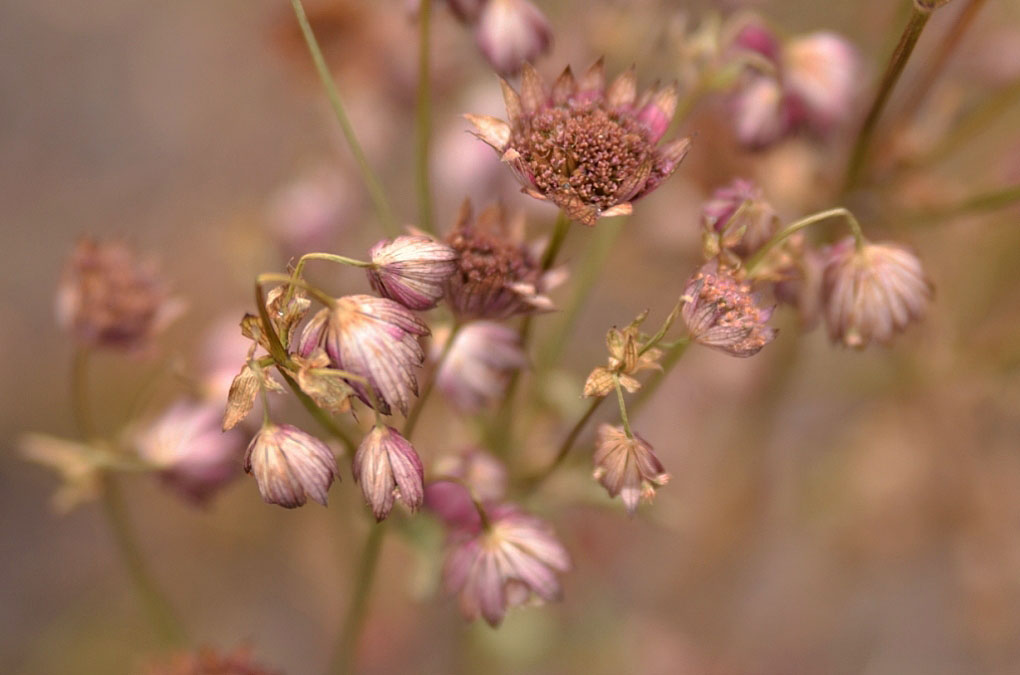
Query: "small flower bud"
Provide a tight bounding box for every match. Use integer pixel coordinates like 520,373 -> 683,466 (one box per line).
434,322 -> 527,412
367,235 -> 458,311
593,424 -> 670,515
782,32 -> 858,133
681,261 -> 776,357
822,238 -> 933,348
243,424 -> 338,508
353,425 -> 425,521
731,74 -> 789,150
701,178 -> 780,262
474,0 -> 553,76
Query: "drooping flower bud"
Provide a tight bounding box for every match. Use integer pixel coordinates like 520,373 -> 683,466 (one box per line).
56,238 -> 184,352
474,0 -> 553,76
434,322 -> 527,412
367,235 -> 459,310
134,400 -> 244,504
442,504 -> 570,626
593,424 -> 670,516
353,425 -> 425,521
821,238 -> 933,348
782,32 -> 858,133
298,296 -> 430,415
680,261 -> 776,357
243,424 -> 338,508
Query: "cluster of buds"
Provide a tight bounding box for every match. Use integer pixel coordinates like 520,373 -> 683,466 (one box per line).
727,19 -> 859,149
584,310 -> 665,398
442,0 -> 553,76
466,60 -> 692,225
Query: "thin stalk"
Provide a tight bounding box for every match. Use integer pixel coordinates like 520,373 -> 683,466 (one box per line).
403,321 -> 462,440
843,5 -> 932,191
524,397 -> 604,492
629,339 -> 690,416
915,80 -> 1020,168
745,207 -> 864,274
613,377 -> 633,438
415,0 -> 435,234
332,522 -> 386,674
902,183 -> 1020,225
289,0 -> 398,236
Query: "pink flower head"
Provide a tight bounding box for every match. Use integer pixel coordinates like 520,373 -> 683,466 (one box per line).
701,178 -> 780,261
435,321 -> 527,412
243,424 -> 338,508
353,425 -> 425,521
474,0 -> 553,76
367,235 -> 459,311
681,260 -> 777,357
593,424 -> 670,516
442,504 -> 570,626
426,449 -> 508,529
465,60 -> 692,225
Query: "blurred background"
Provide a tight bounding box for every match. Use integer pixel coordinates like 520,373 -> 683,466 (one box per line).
3,0 -> 1020,673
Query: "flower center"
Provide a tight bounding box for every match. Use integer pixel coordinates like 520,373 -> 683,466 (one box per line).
446,223 -> 535,286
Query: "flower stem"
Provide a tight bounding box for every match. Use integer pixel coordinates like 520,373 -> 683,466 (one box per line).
332,522 -> 386,675
289,0 -> 398,236
843,4 -> 932,192
614,376 -> 634,438
415,0 -> 435,234
524,397 -> 604,492
629,339 -> 690,416
903,183 -> 1020,224
744,207 -> 864,274
403,321 -> 461,440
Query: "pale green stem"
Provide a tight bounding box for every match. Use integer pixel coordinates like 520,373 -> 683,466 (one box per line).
403,321 -> 461,440
332,522 -> 386,675
289,0 -> 398,236
843,4 -> 932,192
415,0 -> 435,234
614,376 -> 633,438
744,207 -> 864,274
523,397 -> 605,492
629,339 -> 690,416
257,272 -> 337,309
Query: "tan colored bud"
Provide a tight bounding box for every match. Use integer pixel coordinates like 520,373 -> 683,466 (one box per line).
243,424 -> 338,508
593,424 -> 670,515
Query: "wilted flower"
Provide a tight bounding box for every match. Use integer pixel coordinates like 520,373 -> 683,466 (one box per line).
444,201 -> 559,318
243,424 -> 338,508
367,235 -> 459,310
822,238 -> 933,348
475,0 -> 553,76
593,424 -> 670,515
56,238 -> 183,352
442,504 -> 570,626
466,60 -> 692,225
584,312 -> 663,398
298,295 -> 429,415
435,322 -> 527,411
701,178 -> 780,261
353,425 -> 425,521
134,400 -> 244,504
681,261 -> 776,357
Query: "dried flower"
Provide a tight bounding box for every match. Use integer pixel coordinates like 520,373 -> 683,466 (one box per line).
466,60 -> 692,225
681,261 -> 776,357
353,425 -> 425,521
584,312 -> 663,398
367,235 -> 459,310
442,504 -> 570,626
435,322 -> 527,411
19,434 -> 102,512
56,238 -> 184,352
593,424 -> 670,515
822,238 -> 933,348
135,400 -> 244,504
444,201 -> 559,319
474,0 -> 553,76
243,424 -> 338,508
298,295 -> 430,415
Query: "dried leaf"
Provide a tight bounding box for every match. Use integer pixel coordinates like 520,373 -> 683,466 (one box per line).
584,367 -> 616,398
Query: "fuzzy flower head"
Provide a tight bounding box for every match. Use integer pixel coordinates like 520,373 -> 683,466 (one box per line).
298,295 -> 429,415
442,504 -> 570,627
243,424 -> 338,508
353,425 -> 425,521
367,235 -> 459,310
681,261 -> 777,357
435,321 -> 527,412
466,60 -> 692,225
475,0 -> 553,76
56,238 -> 184,352
134,400 -> 244,504
594,424 -> 670,516
822,237 -> 933,348
444,201 -> 559,319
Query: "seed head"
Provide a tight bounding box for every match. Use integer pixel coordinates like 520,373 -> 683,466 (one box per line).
243,424 -> 338,508
435,321 -> 527,412
681,261 -> 776,357
593,424 -> 670,516
465,60 -> 692,225
822,238 -> 933,348
367,235 -> 459,310
474,0 -> 552,76
353,425 -> 425,521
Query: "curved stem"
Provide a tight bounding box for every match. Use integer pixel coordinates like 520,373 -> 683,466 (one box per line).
843,5 -> 932,192
257,273 -> 337,309
332,522 -> 386,675
744,207 -> 863,274
289,0 -> 398,236
524,397 -> 604,492
403,321 -> 461,440
298,252 -> 374,269
415,0 -> 435,234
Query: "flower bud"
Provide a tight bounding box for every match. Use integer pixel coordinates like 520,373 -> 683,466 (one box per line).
731,74 -> 789,150
243,424 -> 338,508
474,0 -> 552,76
367,235 -> 459,310
353,425 -> 425,521
593,424 -> 670,516
822,238 -> 933,348
701,178 -> 780,261
434,322 -> 527,412
782,32 -> 858,133
681,261 -> 776,357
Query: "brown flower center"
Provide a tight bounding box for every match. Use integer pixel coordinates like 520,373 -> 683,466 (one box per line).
445,223 -> 535,286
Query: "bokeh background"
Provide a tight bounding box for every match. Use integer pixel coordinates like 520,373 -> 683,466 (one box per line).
3,0 -> 1020,673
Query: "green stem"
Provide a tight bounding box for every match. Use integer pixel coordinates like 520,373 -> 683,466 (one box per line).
403,321 -> 461,440
629,339 -> 690,416
613,376 -> 633,438
415,0 -> 435,234
332,522 -> 386,675
843,5 -> 932,192
258,273 -> 337,309
289,0 -> 398,236
745,207 -> 864,274
524,397 -> 604,492
101,474 -> 186,646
